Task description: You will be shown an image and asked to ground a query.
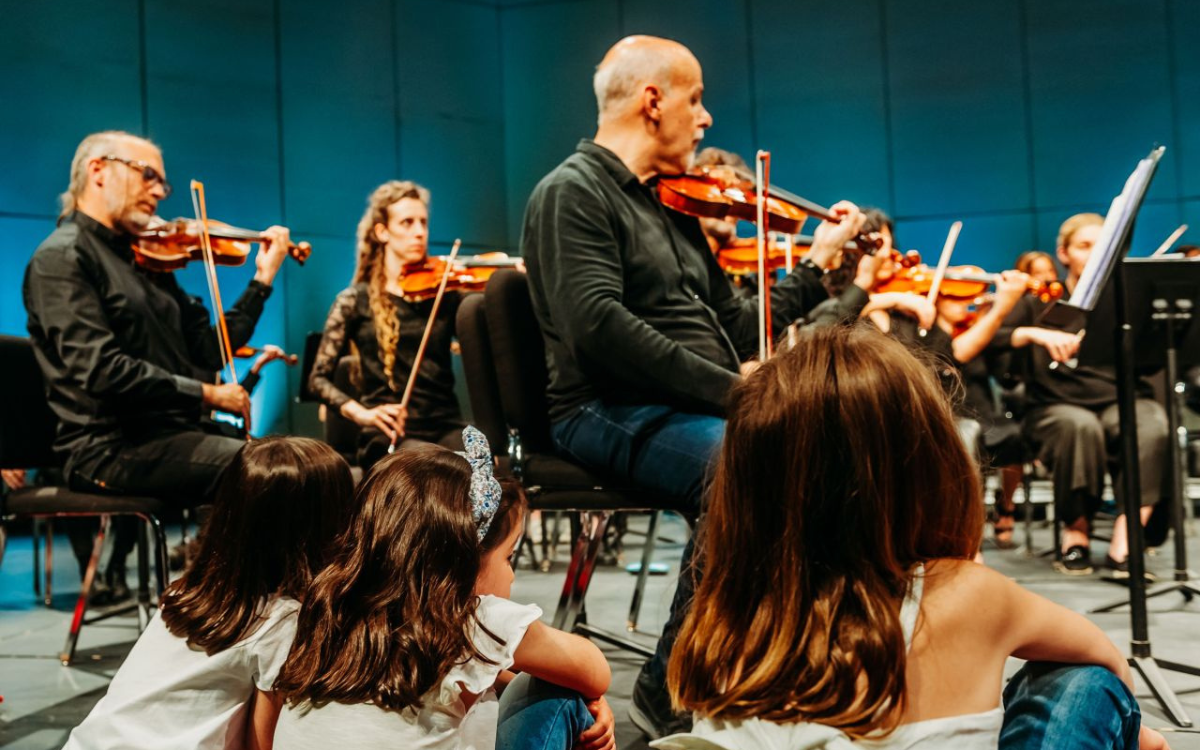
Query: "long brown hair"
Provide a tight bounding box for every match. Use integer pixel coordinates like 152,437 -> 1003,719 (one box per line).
274,444 -> 526,710
353,180 -> 431,388
668,324 -> 982,737
160,437 -> 355,655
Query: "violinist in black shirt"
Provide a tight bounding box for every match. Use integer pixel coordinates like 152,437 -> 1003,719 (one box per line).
521,35 -> 872,739
22,130 -> 291,596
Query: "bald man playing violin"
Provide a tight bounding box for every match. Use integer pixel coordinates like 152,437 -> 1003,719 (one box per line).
521,36 -> 873,739
23,130 -> 291,599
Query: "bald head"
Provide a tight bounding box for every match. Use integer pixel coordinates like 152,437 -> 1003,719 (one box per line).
593,35 -> 699,124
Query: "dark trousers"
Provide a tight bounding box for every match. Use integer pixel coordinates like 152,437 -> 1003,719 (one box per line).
356,423 -> 466,471
551,401 -> 724,687
1024,399 -> 1167,525
68,428 -> 245,569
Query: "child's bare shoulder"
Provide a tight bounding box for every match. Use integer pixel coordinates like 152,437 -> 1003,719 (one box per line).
921,559 -> 1018,626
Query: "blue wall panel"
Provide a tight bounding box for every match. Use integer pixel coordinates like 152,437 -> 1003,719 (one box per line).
749,0 -> 891,212
887,0 -> 1030,217
0,0 -> 142,218
501,0 -> 620,245
895,213 -> 1036,274
280,0 -> 398,239
620,0 -> 756,163
0,217 -> 56,336
1169,0 -> 1200,199
1025,0 -> 1176,210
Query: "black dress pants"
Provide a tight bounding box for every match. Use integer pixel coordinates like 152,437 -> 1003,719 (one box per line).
1023,399 -> 1168,526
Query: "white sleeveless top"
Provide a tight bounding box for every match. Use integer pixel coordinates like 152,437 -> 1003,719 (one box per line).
653,566 -> 1004,750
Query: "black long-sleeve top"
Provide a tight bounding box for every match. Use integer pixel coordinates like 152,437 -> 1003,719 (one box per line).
989,295 -> 1153,409
521,140 -> 867,421
307,283 -> 463,433
23,212 -> 271,476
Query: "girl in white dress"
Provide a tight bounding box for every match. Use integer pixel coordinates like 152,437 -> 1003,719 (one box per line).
270,427 -> 615,750
63,437 -> 356,750
656,324 -> 1168,750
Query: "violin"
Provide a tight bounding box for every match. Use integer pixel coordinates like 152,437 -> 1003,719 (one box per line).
133,218 -> 312,272
714,236 -> 919,277
234,345 -> 299,366
876,264 -> 1065,303
657,167 -> 883,253
398,252 -> 523,301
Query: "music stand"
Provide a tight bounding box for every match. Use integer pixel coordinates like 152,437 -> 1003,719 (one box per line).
1089,259 -> 1200,610
1039,148 -> 1199,727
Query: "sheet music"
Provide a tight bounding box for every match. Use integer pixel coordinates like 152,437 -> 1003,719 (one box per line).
1068,148 -> 1163,311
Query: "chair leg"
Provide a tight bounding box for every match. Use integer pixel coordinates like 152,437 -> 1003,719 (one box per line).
135,520 -> 152,631
627,511 -> 660,631
61,515 -> 108,666
146,513 -> 168,597
32,518 -> 41,597
44,519 -> 54,607
552,510 -> 611,631
1022,465 -> 1035,555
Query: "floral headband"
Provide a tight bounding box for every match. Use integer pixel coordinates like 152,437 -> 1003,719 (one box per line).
458,426 -> 501,542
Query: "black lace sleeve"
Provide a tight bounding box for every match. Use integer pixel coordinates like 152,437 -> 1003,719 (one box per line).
309,287 -> 358,409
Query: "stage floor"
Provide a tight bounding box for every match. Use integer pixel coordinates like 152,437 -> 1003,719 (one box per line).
2,512 -> 1199,749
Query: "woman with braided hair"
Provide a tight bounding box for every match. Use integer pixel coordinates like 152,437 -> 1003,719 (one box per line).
309,180 -> 465,469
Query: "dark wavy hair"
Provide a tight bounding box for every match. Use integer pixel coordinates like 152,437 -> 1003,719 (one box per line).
669,324 -> 983,738
160,437 -> 355,655
274,444 -> 526,710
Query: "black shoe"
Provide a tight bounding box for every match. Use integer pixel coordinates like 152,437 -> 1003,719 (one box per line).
628,664 -> 692,739
168,539 -> 200,572
1104,555 -> 1158,582
85,577 -> 114,607
1053,546 -> 1093,576
105,566 -> 132,604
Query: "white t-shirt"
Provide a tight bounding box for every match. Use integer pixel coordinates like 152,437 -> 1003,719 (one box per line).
63,596 -> 300,750
273,595 -> 542,750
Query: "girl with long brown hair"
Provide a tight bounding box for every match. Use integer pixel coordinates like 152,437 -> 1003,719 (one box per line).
658,325 -> 1166,750
271,428 -> 615,750
309,180 -> 465,469
62,437 -> 355,750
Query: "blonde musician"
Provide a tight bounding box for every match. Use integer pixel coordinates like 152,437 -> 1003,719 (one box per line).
308,181 -> 465,470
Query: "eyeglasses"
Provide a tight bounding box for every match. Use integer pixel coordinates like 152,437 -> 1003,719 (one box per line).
101,155 -> 173,199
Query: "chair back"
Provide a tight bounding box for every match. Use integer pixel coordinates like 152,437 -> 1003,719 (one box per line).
455,293 -> 508,453
296,331 -> 325,402
0,335 -> 59,470
323,355 -> 362,463
483,271 -> 554,454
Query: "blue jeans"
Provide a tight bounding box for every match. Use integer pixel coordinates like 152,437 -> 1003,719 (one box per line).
551,402 -> 725,685
1001,662 -> 1141,749
496,674 -> 595,750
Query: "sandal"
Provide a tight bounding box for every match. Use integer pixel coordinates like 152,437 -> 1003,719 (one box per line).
992,512 -> 1016,550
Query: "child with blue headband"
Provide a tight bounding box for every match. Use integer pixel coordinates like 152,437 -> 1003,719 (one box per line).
269,427 -> 615,750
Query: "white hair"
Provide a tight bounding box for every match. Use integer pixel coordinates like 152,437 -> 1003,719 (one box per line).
593,45 -> 676,124
59,131 -> 157,220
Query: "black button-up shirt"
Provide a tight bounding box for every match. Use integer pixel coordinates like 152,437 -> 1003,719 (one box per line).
522,140 -> 865,421
23,212 -> 272,476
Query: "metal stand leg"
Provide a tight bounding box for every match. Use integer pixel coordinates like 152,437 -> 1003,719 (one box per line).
1131,655 -> 1198,727
44,519 -> 54,607
627,511 -> 660,631
1022,466 -> 1036,555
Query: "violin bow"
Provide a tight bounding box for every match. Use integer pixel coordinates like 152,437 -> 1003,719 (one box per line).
189,181 -> 238,388
388,239 -> 462,455
1151,224 -> 1187,257
921,221 -> 963,338
755,150 -> 772,361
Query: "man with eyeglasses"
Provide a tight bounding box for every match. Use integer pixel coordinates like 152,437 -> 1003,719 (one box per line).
22,130 -> 291,602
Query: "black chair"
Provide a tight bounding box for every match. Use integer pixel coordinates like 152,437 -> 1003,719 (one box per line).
477,271 -> 691,657
0,335 -> 169,665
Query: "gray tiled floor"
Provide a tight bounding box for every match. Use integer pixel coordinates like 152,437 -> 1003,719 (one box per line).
3,512 -> 1200,749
